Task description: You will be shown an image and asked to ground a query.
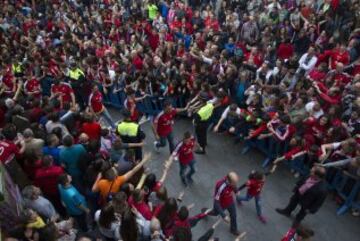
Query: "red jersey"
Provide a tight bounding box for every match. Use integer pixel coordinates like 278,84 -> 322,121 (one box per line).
51,83 -> 74,104
89,90 -> 104,113
128,196 -> 153,220
81,122 -> 101,140
154,109 -> 177,137
246,178 -> 265,197
124,98 -> 139,122
24,78 -> 41,98
328,49 -> 350,69
0,140 -> 20,164
244,52 -> 263,68
173,137 -> 195,165
214,177 -> 236,209
277,43 -> 294,60
2,74 -> 15,95
34,165 -> 64,196
132,55 -> 143,70
308,69 -> 326,82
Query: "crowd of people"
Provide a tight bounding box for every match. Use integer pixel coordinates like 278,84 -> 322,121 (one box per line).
0,0 -> 360,241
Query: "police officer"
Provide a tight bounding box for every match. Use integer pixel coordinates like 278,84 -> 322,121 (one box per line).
193,93 -> 214,154
12,56 -> 24,78
68,61 -> 86,109
116,110 -> 146,161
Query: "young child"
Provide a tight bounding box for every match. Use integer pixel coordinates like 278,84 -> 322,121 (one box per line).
236,170 -> 267,223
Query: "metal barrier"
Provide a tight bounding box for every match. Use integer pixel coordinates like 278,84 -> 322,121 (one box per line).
97,87 -> 360,215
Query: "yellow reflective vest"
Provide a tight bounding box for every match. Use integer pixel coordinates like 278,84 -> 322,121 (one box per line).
197,103 -> 214,121
69,68 -> 84,80
117,121 -> 139,137
12,63 -> 22,74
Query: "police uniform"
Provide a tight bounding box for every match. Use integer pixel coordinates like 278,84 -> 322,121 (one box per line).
117,120 -> 145,160
12,63 -> 23,77
68,67 -> 86,109
194,101 -> 214,153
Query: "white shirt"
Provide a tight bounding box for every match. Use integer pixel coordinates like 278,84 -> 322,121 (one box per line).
305,101 -> 324,119
298,53 -> 318,74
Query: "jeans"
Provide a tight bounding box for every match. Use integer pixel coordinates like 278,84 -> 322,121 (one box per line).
100,107 -> 116,129
179,160 -> 196,182
156,131 -> 175,153
208,201 -> 238,232
237,193 -> 262,216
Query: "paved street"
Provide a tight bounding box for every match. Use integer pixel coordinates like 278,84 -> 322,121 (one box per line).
111,110 -> 359,241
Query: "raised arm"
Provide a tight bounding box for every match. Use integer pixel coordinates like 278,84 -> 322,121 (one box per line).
123,153 -> 151,182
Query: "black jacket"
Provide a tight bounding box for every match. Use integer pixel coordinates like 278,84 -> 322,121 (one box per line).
294,178 -> 328,213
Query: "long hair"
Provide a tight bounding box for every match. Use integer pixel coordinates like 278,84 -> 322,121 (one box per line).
157,197 -> 178,230
120,209 -> 138,241
99,203 -> 117,229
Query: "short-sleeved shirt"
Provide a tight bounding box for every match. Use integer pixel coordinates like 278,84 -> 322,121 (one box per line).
96,175 -> 126,202
58,184 -> 87,216
154,109 -> 177,137
24,78 -> 41,98
172,138 -> 195,165
0,140 -> 20,164
51,83 -> 74,103
82,122 -> 101,140
89,90 -> 104,114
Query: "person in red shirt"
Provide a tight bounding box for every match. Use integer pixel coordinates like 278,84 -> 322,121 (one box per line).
89,84 -> 115,129
0,72 -> 21,98
236,170 -> 267,223
171,132 -> 196,186
203,172 -> 240,235
24,77 -> 42,99
128,189 -> 153,220
81,113 -> 102,141
0,124 -> 25,164
327,43 -> 350,70
34,155 -> 65,216
277,39 -> 294,60
50,78 -> 76,108
153,101 -> 187,153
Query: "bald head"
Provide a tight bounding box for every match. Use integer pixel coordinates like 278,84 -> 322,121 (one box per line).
227,172 -> 239,187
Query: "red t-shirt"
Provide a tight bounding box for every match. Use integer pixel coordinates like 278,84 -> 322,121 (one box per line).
0,140 -> 20,164
132,55 -> 143,70
34,165 -> 64,196
51,83 -> 74,103
214,177 -> 236,209
154,109 -> 177,137
277,43 -> 294,60
24,78 -> 41,98
2,74 -> 15,95
128,196 -> 153,220
125,98 -> 139,122
246,178 -> 265,196
308,69 -> 326,81
173,138 -> 195,165
329,49 -> 350,69
82,122 -> 102,140
89,90 -> 104,114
